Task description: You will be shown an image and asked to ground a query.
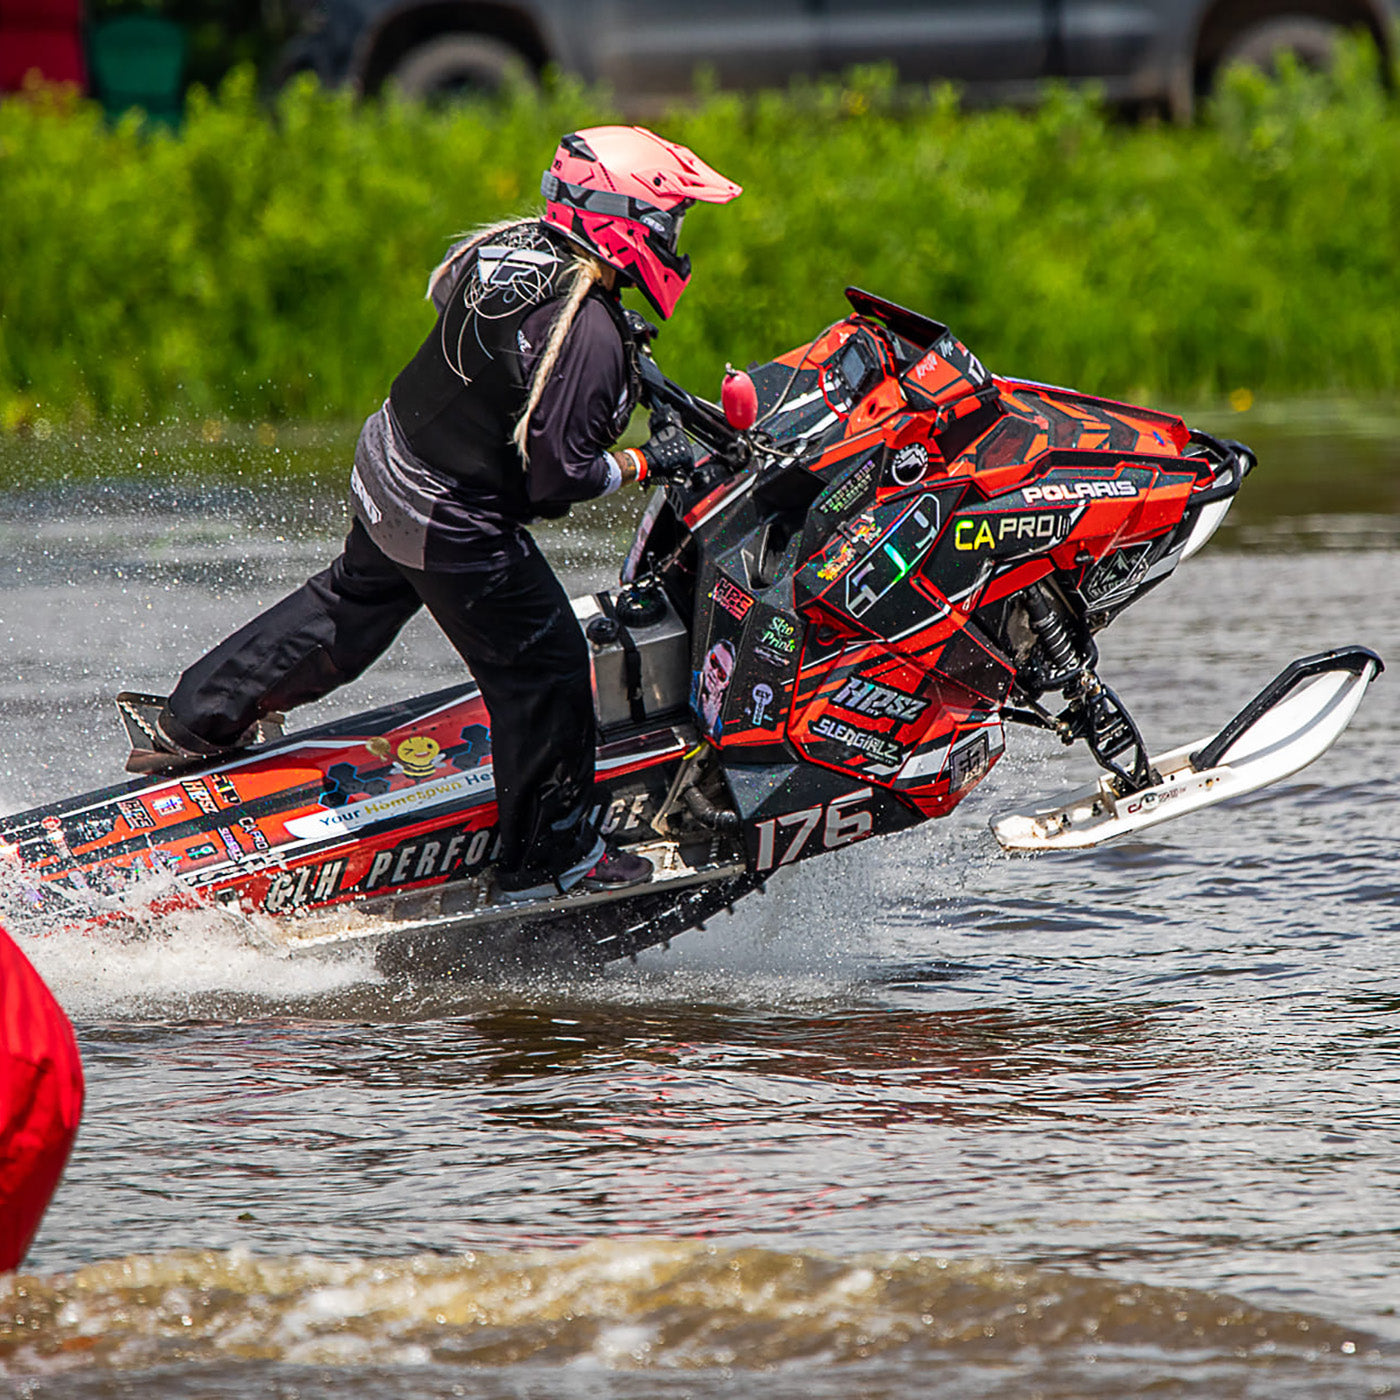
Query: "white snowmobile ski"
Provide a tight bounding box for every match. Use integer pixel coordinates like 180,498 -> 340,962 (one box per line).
991,647 -> 1382,851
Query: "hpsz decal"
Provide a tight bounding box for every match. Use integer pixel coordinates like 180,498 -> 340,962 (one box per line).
711,575 -> 754,621
831,677 -> 928,724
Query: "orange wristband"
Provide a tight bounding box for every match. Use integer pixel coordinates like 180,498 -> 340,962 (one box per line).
621,447 -> 649,487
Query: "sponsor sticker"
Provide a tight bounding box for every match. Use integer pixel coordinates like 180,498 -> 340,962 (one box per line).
68,813 -> 119,845
41,815 -> 71,855
692,639 -> 736,741
890,443 -> 929,487
750,682 -> 775,727
831,677 -> 928,725
285,765 -> 496,840
1022,480 -> 1138,505
952,512 -> 1072,552
182,779 -> 219,817
711,575 -> 755,622
152,793 -> 185,817
118,799 -> 156,831
759,615 -> 798,656
811,716 -> 905,767
950,732 -> 992,790
816,459 -> 877,516
395,735 -> 443,780
210,774 -> 240,806
817,538 -> 859,583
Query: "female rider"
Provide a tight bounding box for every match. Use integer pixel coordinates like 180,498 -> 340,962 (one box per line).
145,125 -> 741,901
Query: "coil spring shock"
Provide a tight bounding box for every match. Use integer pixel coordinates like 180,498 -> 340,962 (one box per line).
1023,584 -> 1084,682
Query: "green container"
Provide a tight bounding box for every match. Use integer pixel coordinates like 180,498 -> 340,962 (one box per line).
89,15 -> 186,123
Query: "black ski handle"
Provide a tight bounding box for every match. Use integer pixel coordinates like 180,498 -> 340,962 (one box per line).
1189,645 -> 1383,773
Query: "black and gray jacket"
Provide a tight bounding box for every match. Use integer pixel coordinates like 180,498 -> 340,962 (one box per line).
350,222 -> 637,572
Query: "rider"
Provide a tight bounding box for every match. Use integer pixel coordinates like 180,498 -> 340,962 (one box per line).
146,126 -> 742,901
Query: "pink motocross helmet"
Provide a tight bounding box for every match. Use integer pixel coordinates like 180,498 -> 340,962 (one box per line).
540,126 -> 741,319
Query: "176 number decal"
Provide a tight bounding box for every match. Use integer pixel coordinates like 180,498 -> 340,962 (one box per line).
754,787 -> 874,870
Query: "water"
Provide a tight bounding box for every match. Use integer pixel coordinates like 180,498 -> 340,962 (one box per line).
1,431 -> 1398,1397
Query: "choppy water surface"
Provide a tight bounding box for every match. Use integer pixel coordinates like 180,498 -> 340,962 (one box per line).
0,429 -> 1398,1397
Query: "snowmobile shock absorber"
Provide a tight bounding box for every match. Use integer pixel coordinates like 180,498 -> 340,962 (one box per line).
1023,585 -> 1084,683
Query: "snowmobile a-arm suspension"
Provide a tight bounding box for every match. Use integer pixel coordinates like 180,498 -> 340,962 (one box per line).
1007,582 -> 1157,794
1006,676 -> 1157,796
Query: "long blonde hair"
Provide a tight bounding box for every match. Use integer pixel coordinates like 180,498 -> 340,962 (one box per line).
426,218 -> 610,465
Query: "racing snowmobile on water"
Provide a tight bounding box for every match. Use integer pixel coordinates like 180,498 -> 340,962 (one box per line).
0,288 -> 1381,972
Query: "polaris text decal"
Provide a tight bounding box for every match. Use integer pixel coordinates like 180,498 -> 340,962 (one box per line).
1022,480 -> 1139,505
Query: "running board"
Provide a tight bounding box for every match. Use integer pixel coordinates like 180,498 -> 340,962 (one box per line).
991,647 -> 1382,851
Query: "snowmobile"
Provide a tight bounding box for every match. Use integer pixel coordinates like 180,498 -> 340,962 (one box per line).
0,288 -> 1381,972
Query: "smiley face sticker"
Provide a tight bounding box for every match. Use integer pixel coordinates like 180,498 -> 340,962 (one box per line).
395,735 -> 442,780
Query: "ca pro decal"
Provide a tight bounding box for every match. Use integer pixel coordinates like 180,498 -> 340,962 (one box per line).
953,512 -> 1073,553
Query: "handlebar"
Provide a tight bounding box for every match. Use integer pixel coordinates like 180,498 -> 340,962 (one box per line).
636,354 -> 750,470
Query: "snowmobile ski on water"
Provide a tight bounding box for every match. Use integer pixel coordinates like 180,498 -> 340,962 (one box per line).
0,288 -> 1381,971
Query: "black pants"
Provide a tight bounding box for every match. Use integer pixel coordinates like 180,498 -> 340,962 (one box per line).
168,520 -> 598,881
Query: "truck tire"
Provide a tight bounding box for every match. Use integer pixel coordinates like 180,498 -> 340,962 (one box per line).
1216,16 -> 1347,77
386,33 -> 535,102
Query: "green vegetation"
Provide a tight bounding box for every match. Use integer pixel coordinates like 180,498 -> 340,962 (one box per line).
2,41 -> 1397,437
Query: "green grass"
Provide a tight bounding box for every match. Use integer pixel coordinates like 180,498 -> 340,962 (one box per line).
2,40 -> 1398,435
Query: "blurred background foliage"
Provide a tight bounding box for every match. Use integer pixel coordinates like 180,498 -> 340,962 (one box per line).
1,37 -> 1397,435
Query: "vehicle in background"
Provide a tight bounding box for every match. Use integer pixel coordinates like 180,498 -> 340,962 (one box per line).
272,0 -> 1399,118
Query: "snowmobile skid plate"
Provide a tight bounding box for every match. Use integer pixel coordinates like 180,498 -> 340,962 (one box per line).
246,839 -> 750,966
991,647 -> 1382,851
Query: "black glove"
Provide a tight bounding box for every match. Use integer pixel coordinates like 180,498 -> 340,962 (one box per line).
638,414 -> 696,481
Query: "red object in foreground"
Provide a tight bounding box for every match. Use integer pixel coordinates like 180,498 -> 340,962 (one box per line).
0,924 -> 83,1272
720,367 -> 758,430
